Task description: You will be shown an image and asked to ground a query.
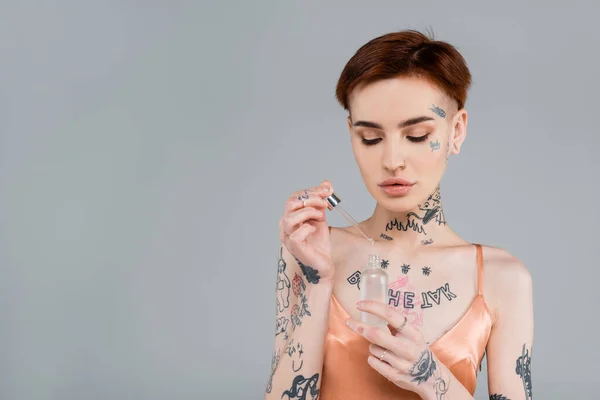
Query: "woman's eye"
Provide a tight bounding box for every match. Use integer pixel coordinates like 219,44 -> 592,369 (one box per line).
361,138 -> 382,146
407,133 -> 430,143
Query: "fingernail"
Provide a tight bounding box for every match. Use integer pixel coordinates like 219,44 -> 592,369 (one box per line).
356,301 -> 364,308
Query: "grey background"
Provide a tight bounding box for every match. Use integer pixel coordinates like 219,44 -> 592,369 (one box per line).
0,1 -> 597,399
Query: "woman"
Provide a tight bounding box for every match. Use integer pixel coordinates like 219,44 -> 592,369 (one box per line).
266,30 -> 534,400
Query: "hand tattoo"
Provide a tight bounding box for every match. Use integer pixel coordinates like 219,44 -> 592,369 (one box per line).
294,257 -> 321,284
409,349 -> 437,384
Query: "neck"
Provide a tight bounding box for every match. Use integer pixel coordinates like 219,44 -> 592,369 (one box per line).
363,186 -> 451,249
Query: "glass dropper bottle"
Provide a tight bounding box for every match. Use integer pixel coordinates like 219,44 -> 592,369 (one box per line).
325,192 -> 375,245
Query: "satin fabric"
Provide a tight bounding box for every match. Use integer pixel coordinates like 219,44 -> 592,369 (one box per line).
320,244 -> 492,399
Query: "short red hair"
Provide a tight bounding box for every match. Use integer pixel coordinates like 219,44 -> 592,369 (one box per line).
335,30 -> 472,112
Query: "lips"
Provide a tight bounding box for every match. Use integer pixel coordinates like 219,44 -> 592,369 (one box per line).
378,178 -> 415,187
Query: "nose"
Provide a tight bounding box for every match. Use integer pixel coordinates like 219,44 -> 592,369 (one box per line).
382,140 -> 406,172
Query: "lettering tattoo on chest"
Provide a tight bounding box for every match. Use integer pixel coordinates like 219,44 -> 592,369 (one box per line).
389,282 -> 457,309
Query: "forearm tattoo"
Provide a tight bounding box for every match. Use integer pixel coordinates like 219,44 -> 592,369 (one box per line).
284,339 -> 305,372
291,271 -> 311,331
265,349 -> 281,393
489,395 -> 510,400
282,373 -> 320,400
276,247 -> 291,314
515,344 -> 533,399
275,317 -> 290,340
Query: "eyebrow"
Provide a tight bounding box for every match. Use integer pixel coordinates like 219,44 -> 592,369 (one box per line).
352,116 -> 435,130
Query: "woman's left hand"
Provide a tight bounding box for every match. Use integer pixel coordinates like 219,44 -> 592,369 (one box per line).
345,300 -> 450,400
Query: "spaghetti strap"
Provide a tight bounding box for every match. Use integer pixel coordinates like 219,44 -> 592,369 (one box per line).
475,244 -> 484,295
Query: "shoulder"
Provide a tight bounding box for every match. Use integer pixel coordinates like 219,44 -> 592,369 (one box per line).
480,245 -> 533,320
481,245 -> 532,286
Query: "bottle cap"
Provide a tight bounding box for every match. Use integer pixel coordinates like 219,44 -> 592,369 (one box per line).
326,193 -> 341,209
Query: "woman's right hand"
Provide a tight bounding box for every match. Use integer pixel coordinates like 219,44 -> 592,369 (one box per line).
279,180 -> 335,283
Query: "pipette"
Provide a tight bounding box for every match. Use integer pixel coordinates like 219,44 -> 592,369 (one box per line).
325,192 -> 375,245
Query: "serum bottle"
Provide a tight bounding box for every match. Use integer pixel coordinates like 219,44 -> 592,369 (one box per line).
359,254 -> 389,326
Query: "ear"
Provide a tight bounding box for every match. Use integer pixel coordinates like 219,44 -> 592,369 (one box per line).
449,108 -> 468,155
346,115 -> 353,133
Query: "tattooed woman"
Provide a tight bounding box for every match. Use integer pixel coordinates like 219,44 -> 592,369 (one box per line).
266,30 -> 534,400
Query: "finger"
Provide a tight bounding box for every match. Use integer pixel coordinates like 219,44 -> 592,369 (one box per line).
345,318 -> 403,355
283,207 -> 325,234
357,301 -> 425,345
366,354 -> 406,387
288,223 -> 316,243
290,184 -> 333,204
286,193 -> 330,214
368,343 -> 413,372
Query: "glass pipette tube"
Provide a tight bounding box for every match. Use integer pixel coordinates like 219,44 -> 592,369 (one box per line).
325,193 -> 375,245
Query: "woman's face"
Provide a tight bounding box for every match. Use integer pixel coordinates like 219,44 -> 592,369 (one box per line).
347,76 -> 467,212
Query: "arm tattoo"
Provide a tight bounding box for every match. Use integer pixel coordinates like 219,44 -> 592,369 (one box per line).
265,349 -> 281,394
294,257 -> 321,284
291,273 -> 306,297
290,274 -> 311,330
489,395 -> 510,400
275,317 -> 290,339
409,349 -> 437,384
515,344 -> 533,399
276,247 -> 291,314
284,339 -> 304,372
281,373 -> 320,399
432,369 -> 449,399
